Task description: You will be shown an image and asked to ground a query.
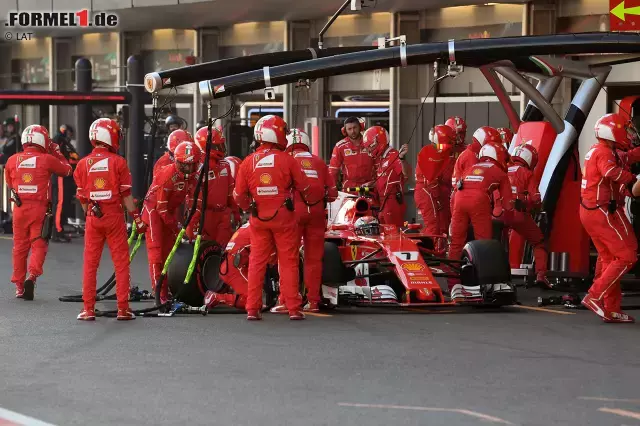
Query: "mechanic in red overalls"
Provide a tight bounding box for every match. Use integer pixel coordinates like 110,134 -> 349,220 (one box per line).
74,118 -> 146,321
449,141 -> 514,262
501,143 -> 549,287
4,125 -> 72,300
188,127 -> 240,246
329,117 -> 374,190
361,126 -> 407,228
276,129 -> 338,313
233,115 -> 318,321
439,116 -> 468,232
154,129 -> 192,175
142,141 -> 201,304
580,113 -> 639,323
415,124 -> 456,235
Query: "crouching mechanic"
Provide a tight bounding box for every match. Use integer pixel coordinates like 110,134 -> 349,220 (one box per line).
415,125 -> 456,235
188,126 -> 240,246
154,129 -> 193,175
74,118 -> 146,321
362,126 -> 407,227
448,142 -> 514,300
5,125 -> 72,300
233,115 -> 318,321
502,143 -> 549,287
581,113 -> 639,323
270,129 -> 338,314
142,141 -> 201,304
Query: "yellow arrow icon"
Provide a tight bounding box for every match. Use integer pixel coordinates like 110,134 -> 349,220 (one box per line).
611,0 -> 640,21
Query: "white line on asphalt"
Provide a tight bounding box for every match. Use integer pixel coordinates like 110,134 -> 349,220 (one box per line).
338,402 -> 514,424
0,407 -> 57,426
599,407 -> 640,420
579,397 -> 640,404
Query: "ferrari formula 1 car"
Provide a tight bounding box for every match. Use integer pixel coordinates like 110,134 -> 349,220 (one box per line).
319,187 -> 517,308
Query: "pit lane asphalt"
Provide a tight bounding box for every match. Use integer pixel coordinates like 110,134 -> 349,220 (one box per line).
0,236 -> 639,426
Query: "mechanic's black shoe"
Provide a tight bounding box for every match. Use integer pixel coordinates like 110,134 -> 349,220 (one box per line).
23,276 -> 36,301
51,234 -> 71,243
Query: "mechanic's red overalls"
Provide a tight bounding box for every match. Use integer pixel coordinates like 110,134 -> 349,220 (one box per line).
74,147 -> 134,311
187,158 -> 238,247
291,150 -> 338,303
502,163 -> 547,274
374,147 -> 406,227
5,148 -> 72,290
438,145 -> 464,233
580,142 -> 638,312
329,137 -> 374,189
448,160 -> 513,261
233,146 -> 316,313
220,223 -> 278,307
142,163 -> 194,300
415,161 -> 442,235
449,143 -> 480,216
153,152 -> 172,176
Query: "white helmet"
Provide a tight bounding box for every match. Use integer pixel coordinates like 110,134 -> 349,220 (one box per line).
285,128 -> 311,151
21,125 -> 50,150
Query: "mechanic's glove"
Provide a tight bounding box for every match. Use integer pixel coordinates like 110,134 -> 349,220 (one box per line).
132,211 -> 147,234
185,222 -> 199,241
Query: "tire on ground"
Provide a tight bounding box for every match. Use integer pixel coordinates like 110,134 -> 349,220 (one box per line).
321,242 -> 349,286
461,239 -> 511,286
166,240 -> 224,307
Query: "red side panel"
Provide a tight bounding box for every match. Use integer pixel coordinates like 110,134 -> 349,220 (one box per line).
509,122 -> 557,267
546,147 -> 590,274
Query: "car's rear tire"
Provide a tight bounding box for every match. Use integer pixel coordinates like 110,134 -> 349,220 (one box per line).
166,241 -> 224,307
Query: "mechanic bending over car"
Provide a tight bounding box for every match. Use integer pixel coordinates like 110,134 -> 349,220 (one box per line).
448,141 -> 514,300
362,126 -> 409,228
233,115 -> 322,321
142,141 -> 201,306
269,128 -> 338,314
582,113 -> 640,323
500,143 -> 549,288
415,124 -> 456,235
188,126 -> 241,247
450,125 -> 500,221
74,118 -> 146,321
5,125 -> 72,301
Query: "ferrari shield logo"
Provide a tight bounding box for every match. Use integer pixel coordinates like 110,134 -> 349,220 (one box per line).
351,244 -> 358,260
88,158 -> 94,166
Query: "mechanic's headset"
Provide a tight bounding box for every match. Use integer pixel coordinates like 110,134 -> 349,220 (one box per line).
341,117 -> 366,137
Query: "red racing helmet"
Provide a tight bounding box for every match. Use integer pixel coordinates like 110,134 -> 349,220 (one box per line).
479,141 -> 509,170
194,126 -> 226,160
167,129 -> 193,155
362,126 -> 390,158
445,116 -> 467,144
21,124 -> 50,152
429,124 -> 456,150
595,112 -> 637,151
512,143 -> 539,169
497,127 -> 515,147
285,128 -> 311,153
472,126 -> 502,148
89,118 -> 121,152
174,141 -> 202,176
254,115 -> 289,150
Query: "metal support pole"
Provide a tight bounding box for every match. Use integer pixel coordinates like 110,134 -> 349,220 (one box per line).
75,58 -> 92,158
127,55 -> 145,200
521,76 -> 562,123
494,66 -> 565,134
